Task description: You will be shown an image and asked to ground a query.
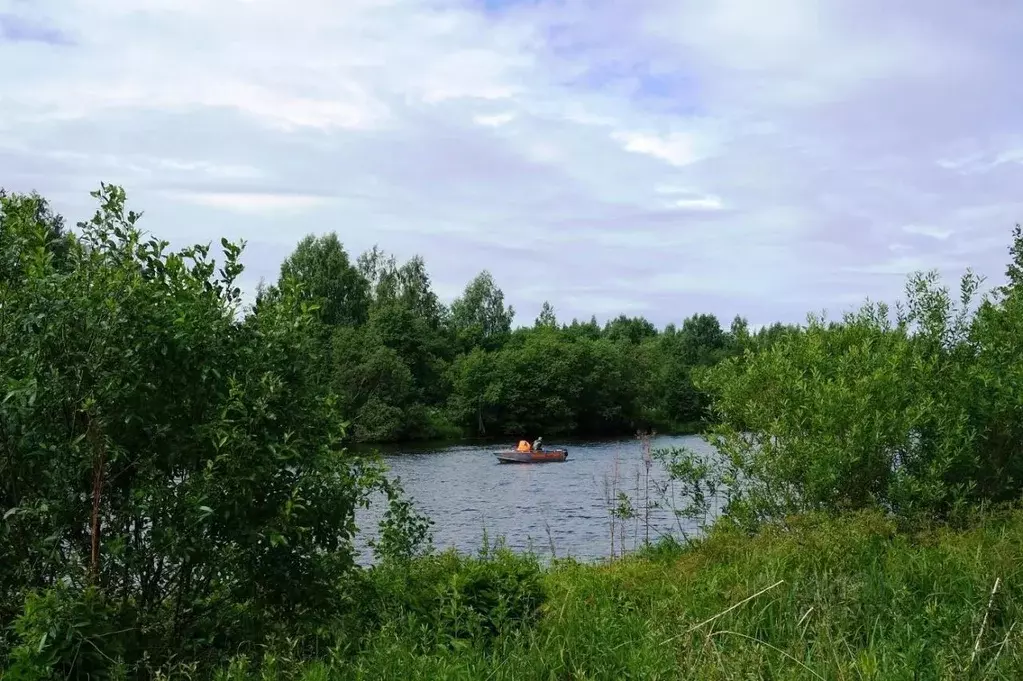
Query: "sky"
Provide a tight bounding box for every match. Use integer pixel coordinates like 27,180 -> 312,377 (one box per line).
2,0 -> 1022,328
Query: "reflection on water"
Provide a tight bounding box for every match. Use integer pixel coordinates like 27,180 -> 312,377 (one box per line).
356,434 -> 719,563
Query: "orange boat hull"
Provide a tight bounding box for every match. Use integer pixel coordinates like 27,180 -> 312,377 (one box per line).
495,449 -> 568,464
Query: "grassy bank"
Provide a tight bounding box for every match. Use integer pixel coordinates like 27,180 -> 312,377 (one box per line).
214,509 -> 1022,680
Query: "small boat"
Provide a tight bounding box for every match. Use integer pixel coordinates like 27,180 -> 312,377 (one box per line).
495,448 -> 569,464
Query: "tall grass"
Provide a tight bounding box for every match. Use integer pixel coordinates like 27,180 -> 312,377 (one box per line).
215,508 -> 1023,680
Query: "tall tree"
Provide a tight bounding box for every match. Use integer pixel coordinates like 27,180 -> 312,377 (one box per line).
999,223 -> 1023,297
564,316 -> 602,342
332,325 -> 416,442
0,189 -> 70,284
279,233 -> 370,327
604,314 -> 658,344
449,270 -> 514,352
535,301 -> 557,329
355,250 -> 451,414
728,315 -> 751,352
393,255 -> 444,328
357,244 -> 397,296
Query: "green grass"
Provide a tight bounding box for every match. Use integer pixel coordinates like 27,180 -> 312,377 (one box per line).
218,510 -> 1023,680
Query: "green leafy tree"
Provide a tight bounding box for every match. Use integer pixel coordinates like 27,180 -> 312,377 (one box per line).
999,223 -> 1023,296
447,348 -> 505,436
575,339 -> 642,434
0,186 -> 411,676
603,314 -> 657,344
449,270 -> 514,352
372,254 -> 444,328
535,301 -> 557,329
0,189 -> 70,284
963,228 -> 1023,501
356,244 -> 397,295
728,315 -> 751,352
493,328 -> 584,435
564,316 -> 602,342
339,249 -> 454,438
278,232 -> 370,327
332,326 -> 416,442
679,254 -> 1022,528
752,322 -> 801,351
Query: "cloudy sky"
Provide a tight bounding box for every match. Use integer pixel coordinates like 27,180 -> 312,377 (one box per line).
2,0 -> 1022,328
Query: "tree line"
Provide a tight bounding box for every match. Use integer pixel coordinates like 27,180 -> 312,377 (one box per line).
258,232 -> 797,443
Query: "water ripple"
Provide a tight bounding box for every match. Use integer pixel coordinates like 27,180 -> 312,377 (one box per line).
356,434 -> 718,562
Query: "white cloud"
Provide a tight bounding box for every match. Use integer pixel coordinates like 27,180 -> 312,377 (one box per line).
612,129 -> 716,167
902,224 -> 953,240
994,147 -> 1023,166
673,196 -> 724,211
842,254 -> 968,276
473,112 -> 516,127
166,192 -> 332,214
1,0 -> 1021,327
654,187 -> 725,211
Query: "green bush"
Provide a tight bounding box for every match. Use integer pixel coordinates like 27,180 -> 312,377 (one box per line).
367,547 -> 546,650
5,585 -> 128,681
0,186 -> 414,676
655,225 -> 1023,528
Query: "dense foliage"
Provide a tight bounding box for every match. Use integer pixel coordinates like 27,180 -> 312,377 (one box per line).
259,234 -> 794,443
661,224 -> 1023,528
0,187 -> 422,677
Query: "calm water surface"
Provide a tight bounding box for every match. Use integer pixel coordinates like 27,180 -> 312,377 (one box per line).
357,435 -> 719,562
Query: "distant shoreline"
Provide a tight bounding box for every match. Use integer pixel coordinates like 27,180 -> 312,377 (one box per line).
348,422 -> 708,454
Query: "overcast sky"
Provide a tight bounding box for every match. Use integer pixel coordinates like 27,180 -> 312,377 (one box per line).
2,0 -> 1022,328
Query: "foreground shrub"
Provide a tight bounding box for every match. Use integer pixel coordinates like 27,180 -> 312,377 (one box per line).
367,546 -> 546,650
0,186 -> 407,676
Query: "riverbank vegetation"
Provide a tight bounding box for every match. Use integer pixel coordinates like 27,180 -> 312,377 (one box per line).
259,227 -> 794,443
256,509 -> 1023,679
2,185 -> 1023,678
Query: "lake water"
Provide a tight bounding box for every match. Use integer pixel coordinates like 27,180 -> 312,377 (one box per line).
356,434 -> 720,563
